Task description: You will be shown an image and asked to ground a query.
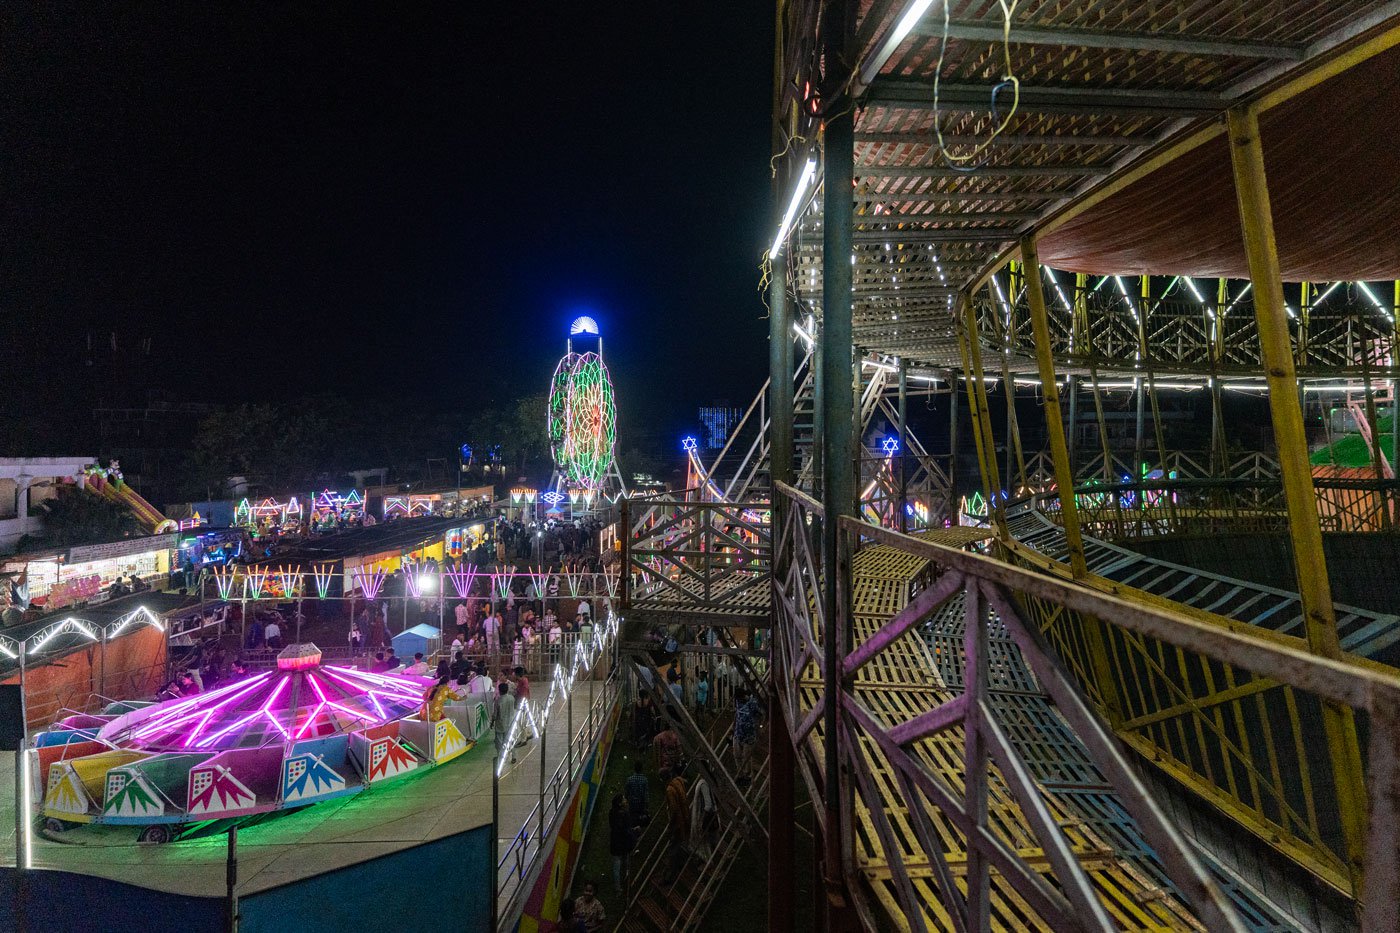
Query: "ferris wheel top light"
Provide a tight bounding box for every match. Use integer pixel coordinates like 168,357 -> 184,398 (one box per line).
570,316 -> 600,336
681,436 -> 698,452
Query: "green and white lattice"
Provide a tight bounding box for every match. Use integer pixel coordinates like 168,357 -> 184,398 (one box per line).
546,351 -> 616,489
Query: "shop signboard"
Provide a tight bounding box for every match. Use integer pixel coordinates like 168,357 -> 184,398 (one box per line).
68,533 -> 177,565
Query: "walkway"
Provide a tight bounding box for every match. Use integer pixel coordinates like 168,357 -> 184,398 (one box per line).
1005,507 -> 1400,665
792,530 -> 1303,930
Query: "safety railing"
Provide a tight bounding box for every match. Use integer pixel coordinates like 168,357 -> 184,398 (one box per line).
771,482 -> 1400,931
857,450 -> 954,530
621,498 -> 772,615
494,642 -> 620,930
1030,475 -> 1400,538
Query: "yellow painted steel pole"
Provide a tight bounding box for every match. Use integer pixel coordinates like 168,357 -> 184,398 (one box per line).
1227,103 -> 1367,885
959,292 -> 1007,534
1022,238 -> 1087,578
990,281 -> 1029,493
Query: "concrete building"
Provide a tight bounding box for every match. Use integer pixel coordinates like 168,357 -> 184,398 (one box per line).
0,457 -> 95,554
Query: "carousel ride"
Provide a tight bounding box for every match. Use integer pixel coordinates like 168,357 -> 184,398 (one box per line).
36,644 -> 489,843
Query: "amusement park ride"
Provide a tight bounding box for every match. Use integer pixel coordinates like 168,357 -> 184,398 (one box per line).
622,4 -> 1400,933
35,644 -> 485,844
543,316 -> 628,509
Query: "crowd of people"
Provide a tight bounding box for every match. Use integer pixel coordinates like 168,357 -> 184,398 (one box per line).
495,517 -> 610,567
592,672 -> 765,919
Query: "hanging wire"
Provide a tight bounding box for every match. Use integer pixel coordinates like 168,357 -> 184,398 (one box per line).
933,1 -> 1022,168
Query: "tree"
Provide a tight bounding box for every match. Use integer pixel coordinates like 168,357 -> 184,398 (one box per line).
34,487 -> 142,547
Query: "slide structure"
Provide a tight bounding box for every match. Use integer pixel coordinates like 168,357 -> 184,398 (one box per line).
85,467 -> 178,534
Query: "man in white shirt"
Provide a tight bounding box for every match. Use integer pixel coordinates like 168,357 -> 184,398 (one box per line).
404,652 -> 431,676
468,665 -> 495,697
493,682 -> 518,765
484,610 -> 501,657
264,619 -> 282,650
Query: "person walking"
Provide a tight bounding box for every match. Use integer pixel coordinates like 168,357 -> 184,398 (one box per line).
493,682 -> 518,766
484,607 -> 501,661
653,726 -> 683,776
688,773 -> 718,860
624,758 -> 649,824
608,794 -> 638,898
660,767 -> 690,886
733,689 -> 762,785
694,670 -> 710,728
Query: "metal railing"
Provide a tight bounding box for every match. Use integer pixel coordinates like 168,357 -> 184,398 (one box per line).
621,498 -> 772,615
1028,475 -> 1400,538
494,649 -> 620,930
771,482 -> 1400,931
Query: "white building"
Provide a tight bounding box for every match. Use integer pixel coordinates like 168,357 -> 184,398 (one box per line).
0,457 -> 96,554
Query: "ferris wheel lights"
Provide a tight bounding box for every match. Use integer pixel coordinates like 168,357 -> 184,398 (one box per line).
769,158 -> 818,260
570,316 -> 600,336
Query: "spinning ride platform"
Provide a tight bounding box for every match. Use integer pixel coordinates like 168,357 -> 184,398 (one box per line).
0,667 -> 601,905
33,644 -> 488,844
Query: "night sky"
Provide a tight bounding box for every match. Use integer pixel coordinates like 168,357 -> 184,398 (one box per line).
4,5 -> 774,451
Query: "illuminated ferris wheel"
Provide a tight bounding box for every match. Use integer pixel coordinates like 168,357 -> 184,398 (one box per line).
547,316 -> 618,490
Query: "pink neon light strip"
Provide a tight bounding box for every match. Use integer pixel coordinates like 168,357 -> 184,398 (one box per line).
198,710 -> 262,747
198,677 -> 289,747
182,709 -> 218,748
259,676 -> 292,741
294,701 -> 326,740
321,667 -> 422,700
325,665 -> 425,692
306,672 -> 330,704
132,672 -> 273,739
264,709 -> 290,740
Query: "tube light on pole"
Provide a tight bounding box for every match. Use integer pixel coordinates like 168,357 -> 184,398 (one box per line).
1356,281 -> 1395,323
858,0 -> 942,89
769,158 -> 817,260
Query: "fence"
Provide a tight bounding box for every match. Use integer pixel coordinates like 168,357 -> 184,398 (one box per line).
621,498 -> 771,620
771,482 -> 1400,930
1028,474 -> 1400,538
494,644 -> 620,930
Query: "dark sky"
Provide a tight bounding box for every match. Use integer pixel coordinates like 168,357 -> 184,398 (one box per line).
3,5 -> 774,451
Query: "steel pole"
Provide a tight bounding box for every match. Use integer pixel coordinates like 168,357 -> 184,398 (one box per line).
1227,103 -> 1367,882
538,715 -> 548,845
819,0 -> 855,912
948,372 -> 959,511
1022,238 -> 1088,578
770,259 -> 795,487
225,825 -> 239,933
1066,375 -> 1078,473
897,358 -> 908,531
767,685 -> 795,933
491,748 -> 500,933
